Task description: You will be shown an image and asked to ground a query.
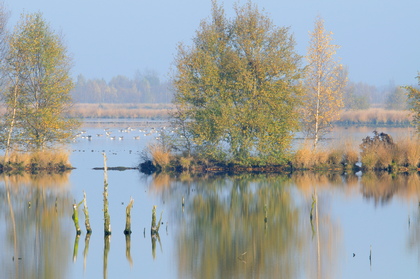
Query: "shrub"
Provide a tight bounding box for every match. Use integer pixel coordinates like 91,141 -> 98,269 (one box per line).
359,131 -> 395,170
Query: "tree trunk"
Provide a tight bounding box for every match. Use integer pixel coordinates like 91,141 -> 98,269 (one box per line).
5,81 -> 20,161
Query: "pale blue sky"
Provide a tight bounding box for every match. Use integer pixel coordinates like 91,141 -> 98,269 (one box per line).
6,0 -> 420,86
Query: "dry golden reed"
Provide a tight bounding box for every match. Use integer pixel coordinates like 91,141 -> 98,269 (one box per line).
149,143 -> 172,168
67,103 -> 175,119
291,140 -> 360,169
395,137 -> 420,167
339,108 -> 412,125
1,150 -> 71,169
358,134 -> 420,170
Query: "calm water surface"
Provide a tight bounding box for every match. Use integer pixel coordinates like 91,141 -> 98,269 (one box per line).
1,123 -> 419,279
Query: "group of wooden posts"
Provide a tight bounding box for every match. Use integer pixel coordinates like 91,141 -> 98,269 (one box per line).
71,153 -> 162,237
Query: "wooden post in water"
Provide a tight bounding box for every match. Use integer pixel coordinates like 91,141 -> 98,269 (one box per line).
124,198 -> 134,235
72,202 -> 82,235
83,191 -> 92,234
151,205 -> 163,236
72,199 -> 83,261
103,153 -> 111,235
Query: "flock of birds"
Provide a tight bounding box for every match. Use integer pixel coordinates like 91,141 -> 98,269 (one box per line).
73,125 -> 176,143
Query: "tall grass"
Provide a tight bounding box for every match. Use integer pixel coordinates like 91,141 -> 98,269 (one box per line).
291,140 -> 359,170
1,150 -> 72,170
339,108 -> 412,126
67,103 -> 175,119
394,137 -> 420,168
148,143 -> 172,170
358,133 -> 420,170
291,134 -> 419,171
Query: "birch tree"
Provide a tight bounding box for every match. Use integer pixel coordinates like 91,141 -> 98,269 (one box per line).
2,12 -> 79,152
172,0 -> 303,165
0,4 -> 11,158
301,16 -> 347,149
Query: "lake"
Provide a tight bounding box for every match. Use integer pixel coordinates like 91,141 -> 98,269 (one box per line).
1,121 -> 419,279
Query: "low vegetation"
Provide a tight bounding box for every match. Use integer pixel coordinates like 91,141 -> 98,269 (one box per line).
67,103 -> 175,119
291,141 -> 358,171
141,131 -> 420,174
337,108 -> 412,126
359,131 -> 420,171
0,151 -> 72,173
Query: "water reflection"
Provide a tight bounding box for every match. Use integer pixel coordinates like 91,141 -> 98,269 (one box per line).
151,233 -> 162,260
1,168 -> 419,278
103,235 -> 111,279
125,234 -> 133,266
0,174 -> 72,279
146,173 -> 342,278
73,234 -> 81,262
146,171 -> 420,278
408,205 -> 420,263
361,172 -> 420,205
83,233 -> 91,272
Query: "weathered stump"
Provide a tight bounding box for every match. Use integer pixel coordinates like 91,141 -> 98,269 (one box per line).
103,153 -> 111,236
124,198 -> 134,235
83,191 -> 92,234
151,205 -> 163,236
72,203 -> 82,235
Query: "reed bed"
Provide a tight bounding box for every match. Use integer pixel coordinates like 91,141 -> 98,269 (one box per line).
358,132 -> 420,171
0,105 -> 413,124
291,140 -> 359,170
69,106 -> 412,124
0,150 -> 72,171
338,108 -> 412,126
68,103 -> 175,119
289,134 -> 420,171
145,133 -> 419,173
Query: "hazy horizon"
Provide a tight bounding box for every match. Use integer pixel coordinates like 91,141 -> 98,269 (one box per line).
7,0 -> 420,87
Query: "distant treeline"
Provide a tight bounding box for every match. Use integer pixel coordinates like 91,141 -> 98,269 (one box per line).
71,71 -> 173,103
70,71 -> 413,109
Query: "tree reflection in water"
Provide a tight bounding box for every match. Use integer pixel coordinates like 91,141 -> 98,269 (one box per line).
361,172 -> 420,205
408,203 -> 420,263
0,173 -> 72,279
291,172 -> 344,279
173,174 -> 295,278
147,172 -> 342,279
